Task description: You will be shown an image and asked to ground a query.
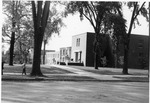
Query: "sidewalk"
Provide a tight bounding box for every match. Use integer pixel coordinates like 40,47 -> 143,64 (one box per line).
50,65 -> 149,82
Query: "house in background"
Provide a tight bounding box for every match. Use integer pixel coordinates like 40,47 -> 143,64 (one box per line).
71,32 -> 94,66
45,51 -> 59,64
71,32 -> 114,67
60,47 -> 72,63
29,48 -> 55,64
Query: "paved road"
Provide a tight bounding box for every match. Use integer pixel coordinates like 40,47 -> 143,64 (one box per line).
2,81 -> 148,103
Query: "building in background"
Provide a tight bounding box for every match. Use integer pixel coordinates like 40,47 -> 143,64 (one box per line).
71,32 -> 95,66
29,48 -> 55,64
71,32 -> 149,69
45,51 -> 59,64
29,32 -> 149,69
60,47 -> 72,63
125,34 -> 149,69
71,32 -> 114,67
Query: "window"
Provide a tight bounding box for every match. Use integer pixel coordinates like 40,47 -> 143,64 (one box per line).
78,38 -> 80,46
76,38 -> 80,46
138,39 -> 144,48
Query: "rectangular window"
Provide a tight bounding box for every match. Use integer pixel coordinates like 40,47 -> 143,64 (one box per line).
138,39 -> 144,48
76,38 -> 80,47
76,39 -> 78,46
78,38 -> 80,46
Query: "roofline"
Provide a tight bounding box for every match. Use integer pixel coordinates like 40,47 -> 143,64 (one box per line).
72,32 -> 95,37
60,46 -> 72,49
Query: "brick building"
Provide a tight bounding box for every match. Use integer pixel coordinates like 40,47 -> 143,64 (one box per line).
71,32 -> 149,69
126,34 -> 149,69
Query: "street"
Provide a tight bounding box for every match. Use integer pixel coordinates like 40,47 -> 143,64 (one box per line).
2,81 -> 149,103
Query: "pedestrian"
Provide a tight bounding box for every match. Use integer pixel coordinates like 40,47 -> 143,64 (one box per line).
22,63 -> 26,75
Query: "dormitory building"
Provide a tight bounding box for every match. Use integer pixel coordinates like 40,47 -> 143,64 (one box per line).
39,32 -> 149,69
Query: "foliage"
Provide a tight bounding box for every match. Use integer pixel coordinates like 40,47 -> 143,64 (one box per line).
42,2 -> 66,64
118,56 -> 124,66
2,0 -> 32,40
100,56 -> 107,67
2,1 -> 33,64
66,1 -> 126,69
44,3 -> 65,41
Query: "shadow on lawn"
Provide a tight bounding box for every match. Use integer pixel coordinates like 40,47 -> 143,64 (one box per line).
3,64 -> 74,74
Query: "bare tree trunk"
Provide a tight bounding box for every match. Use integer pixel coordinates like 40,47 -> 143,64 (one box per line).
9,1 -> 15,66
93,34 -> 99,69
9,30 -> 15,66
148,2 -> 150,77
123,2 -> 138,74
94,53 -> 99,69
43,40 -> 46,64
30,1 -> 50,76
31,28 -> 43,76
123,44 -> 129,74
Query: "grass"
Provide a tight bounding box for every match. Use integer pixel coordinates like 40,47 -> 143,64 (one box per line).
2,64 -> 98,81
2,64 -> 149,82
3,64 -> 73,74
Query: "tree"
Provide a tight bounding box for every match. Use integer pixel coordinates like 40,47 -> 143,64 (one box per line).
15,22 -> 34,64
123,2 -> 149,74
30,1 -> 50,76
43,4 -> 65,64
2,0 -> 31,65
66,1 -> 125,69
103,14 -> 126,67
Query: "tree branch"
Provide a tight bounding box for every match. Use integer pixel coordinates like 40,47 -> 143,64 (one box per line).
41,1 -> 50,32
83,4 -> 96,30
37,1 -> 43,28
31,1 -> 37,33
133,2 -> 146,20
89,2 -> 97,22
82,12 -> 96,30
3,12 -> 12,19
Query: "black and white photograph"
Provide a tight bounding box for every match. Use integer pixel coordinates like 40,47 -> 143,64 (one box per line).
1,1 -> 149,103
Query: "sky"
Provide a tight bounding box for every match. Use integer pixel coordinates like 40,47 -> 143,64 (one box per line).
2,2 -> 149,52
45,4 -> 149,51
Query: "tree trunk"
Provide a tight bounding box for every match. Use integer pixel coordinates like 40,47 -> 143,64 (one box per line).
122,44 -> 129,74
123,3 -> 138,74
9,31 -> 15,66
30,1 -> 50,76
43,40 -> 46,64
30,28 -> 43,76
93,33 -> 99,69
114,53 -> 117,68
9,1 -> 15,66
94,53 -> 99,69
148,2 -> 150,78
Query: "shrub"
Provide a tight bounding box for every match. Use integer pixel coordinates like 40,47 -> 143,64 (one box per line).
68,62 -> 84,66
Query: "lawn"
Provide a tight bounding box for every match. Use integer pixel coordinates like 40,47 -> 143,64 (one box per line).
2,64 -> 98,81
3,64 -> 73,74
